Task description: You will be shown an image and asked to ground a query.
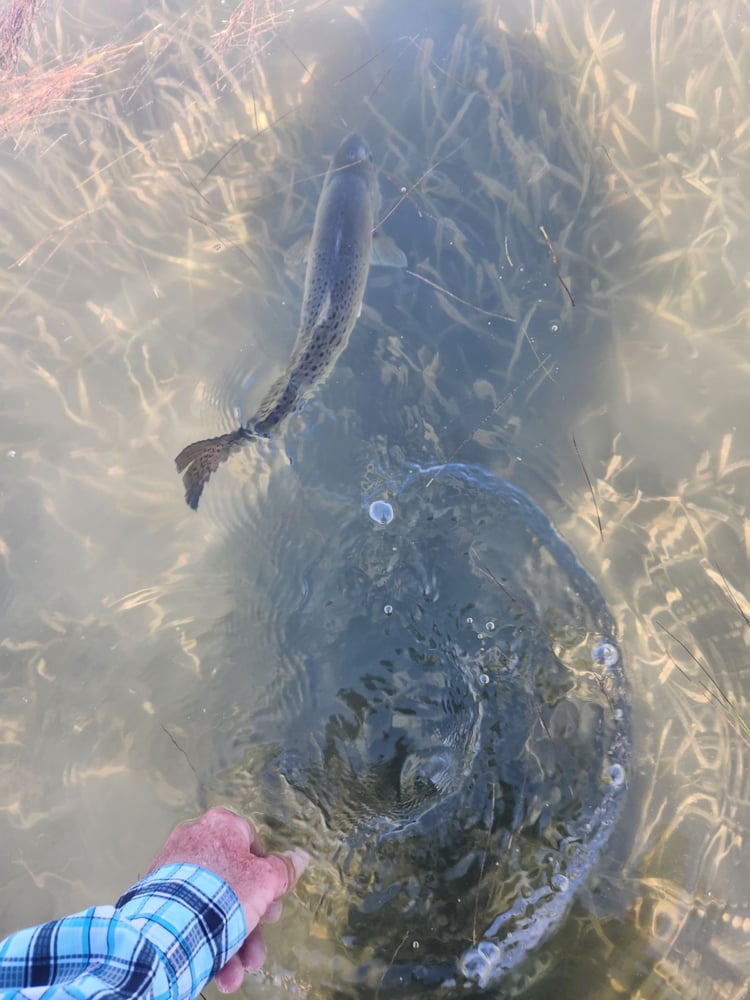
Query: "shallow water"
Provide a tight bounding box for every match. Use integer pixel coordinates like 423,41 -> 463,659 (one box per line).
1,0 -> 750,997
209,460 -> 630,994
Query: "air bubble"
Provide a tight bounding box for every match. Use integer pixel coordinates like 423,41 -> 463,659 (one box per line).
551,873 -> 570,892
466,616 -> 474,625
550,322 -> 559,333
485,621 -> 496,632
368,500 -> 394,525
479,673 -> 490,686
383,604 -> 393,616
460,939 -> 502,987
607,763 -> 626,788
593,641 -> 619,668
411,940 -> 420,950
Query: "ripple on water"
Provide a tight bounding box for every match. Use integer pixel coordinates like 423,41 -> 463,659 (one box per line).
215,461 -> 631,995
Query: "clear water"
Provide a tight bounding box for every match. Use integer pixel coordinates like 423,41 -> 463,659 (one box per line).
1,0 -> 750,997
212,461 -> 630,994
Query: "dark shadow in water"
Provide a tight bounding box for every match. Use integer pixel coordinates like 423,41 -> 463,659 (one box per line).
208,460 -> 630,996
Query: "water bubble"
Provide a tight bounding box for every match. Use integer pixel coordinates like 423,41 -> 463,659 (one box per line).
368,500 -> 394,525
478,673 -> 490,686
551,873 -> 570,892
6,450 -> 15,459
485,621 -> 496,632
411,940 -> 420,950
466,616 -> 474,625
550,322 -> 559,333
460,939 -> 502,987
606,763 -> 626,788
383,604 -> 393,616
593,641 -> 619,668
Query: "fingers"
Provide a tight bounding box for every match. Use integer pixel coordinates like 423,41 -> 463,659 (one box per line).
236,926 -> 267,972
260,899 -> 282,925
214,954 -> 245,994
269,847 -> 310,897
203,812 -> 309,879
215,926 -> 270,992
147,809 -> 311,994
146,808 -> 309,954
146,807 -> 253,874
204,807 -> 261,854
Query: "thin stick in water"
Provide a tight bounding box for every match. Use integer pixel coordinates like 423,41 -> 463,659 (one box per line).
572,432 -> 603,541
713,560 -> 750,629
655,620 -> 732,707
161,724 -> 200,781
425,354 -> 552,487
406,269 -> 515,323
377,931 -> 409,999
472,783 -> 496,945
539,224 -> 575,307
375,136 -> 469,230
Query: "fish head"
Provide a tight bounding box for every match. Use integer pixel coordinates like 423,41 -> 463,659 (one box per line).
331,132 -> 373,169
329,132 -> 381,218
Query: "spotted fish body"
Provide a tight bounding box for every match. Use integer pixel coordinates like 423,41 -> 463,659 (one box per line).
175,133 -> 406,509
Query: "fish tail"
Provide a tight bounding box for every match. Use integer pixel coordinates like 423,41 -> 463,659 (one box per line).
175,427 -> 253,510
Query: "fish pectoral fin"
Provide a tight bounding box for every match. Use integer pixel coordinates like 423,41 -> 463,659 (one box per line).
370,232 -> 407,268
284,230 -> 313,267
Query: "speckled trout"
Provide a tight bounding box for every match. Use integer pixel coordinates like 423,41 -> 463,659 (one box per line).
175,133 -> 406,509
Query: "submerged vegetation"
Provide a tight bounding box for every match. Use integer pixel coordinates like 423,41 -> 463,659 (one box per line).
213,0 -> 292,60
1,0 -> 750,996
0,0 -> 45,70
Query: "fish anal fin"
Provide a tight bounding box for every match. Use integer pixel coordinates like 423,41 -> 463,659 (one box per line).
285,230 -> 313,268
371,232 -> 407,268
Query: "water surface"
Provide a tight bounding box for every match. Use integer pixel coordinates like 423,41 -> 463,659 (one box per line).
1,0 -> 750,997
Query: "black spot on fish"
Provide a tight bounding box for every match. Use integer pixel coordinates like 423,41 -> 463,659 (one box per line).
174,132 -> 405,508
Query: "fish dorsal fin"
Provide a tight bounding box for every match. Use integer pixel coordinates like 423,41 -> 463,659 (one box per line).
370,232 -> 407,268
285,230 -> 313,267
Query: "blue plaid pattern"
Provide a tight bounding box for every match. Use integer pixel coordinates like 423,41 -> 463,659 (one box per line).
0,864 -> 247,1000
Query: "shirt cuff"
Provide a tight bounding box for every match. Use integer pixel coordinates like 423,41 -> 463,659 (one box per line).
115,863 -> 247,1000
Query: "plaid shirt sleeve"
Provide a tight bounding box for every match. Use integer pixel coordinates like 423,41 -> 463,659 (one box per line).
0,863 -> 247,1000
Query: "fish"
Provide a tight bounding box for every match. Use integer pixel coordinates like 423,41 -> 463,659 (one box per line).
175,132 -> 406,509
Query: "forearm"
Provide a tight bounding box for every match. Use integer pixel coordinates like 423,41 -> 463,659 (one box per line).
0,864 -> 247,1000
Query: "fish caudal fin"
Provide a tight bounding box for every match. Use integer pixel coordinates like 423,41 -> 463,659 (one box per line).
175,428 -> 251,510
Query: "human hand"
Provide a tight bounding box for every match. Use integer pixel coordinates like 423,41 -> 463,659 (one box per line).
147,806 -> 309,992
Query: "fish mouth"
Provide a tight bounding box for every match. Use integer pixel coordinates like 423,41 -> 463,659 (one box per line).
352,140 -> 370,162
337,132 -> 372,166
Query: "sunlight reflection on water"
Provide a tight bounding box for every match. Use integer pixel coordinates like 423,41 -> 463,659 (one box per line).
1,0 -> 750,997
